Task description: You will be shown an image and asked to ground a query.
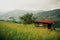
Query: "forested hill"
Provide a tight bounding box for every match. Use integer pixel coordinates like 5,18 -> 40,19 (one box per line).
34,9 -> 60,21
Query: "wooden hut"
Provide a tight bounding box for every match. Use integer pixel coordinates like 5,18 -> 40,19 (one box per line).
34,20 -> 54,29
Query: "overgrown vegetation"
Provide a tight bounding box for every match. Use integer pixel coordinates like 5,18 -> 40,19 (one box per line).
9,17 -> 16,22
20,13 -> 36,24
0,21 -> 60,40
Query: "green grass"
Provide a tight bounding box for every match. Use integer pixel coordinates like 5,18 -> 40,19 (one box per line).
0,21 -> 60,40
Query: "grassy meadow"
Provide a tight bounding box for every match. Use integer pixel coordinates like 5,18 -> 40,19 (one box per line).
0,21 -> 60,40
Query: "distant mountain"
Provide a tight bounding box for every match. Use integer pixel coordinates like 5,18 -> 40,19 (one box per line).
0,12 -> 5,15
0,10 -> 27,21
34,9 -> 60,21
0,9 -> 60,21
0,10 -> 43,21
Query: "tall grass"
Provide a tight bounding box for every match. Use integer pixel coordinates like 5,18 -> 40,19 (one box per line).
0,21 -> 60,40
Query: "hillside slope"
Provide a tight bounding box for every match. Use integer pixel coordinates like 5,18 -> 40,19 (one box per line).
34,9 -> 60,21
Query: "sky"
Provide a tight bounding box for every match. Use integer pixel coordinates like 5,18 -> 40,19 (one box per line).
0,0 -> 60,12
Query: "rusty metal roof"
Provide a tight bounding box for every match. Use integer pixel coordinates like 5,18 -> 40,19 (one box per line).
35,20 -> 53,24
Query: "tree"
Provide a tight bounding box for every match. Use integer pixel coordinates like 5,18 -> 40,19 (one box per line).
20,13 -> 36,24
9,17 -> 16,22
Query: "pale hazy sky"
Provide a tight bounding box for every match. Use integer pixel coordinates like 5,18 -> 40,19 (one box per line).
0,0 -> 60,12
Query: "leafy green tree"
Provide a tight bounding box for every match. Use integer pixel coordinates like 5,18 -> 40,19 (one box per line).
20,13 -> 36,24
9,17 -> 16,22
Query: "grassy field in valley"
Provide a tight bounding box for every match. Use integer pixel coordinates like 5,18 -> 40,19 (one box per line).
0,21 -> 60,40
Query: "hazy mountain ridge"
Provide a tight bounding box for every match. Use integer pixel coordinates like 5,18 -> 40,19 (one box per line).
34,9 -> 60,21
0,9 -> 60,21
0,10 -> 27,20
0,10 -> 43,21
